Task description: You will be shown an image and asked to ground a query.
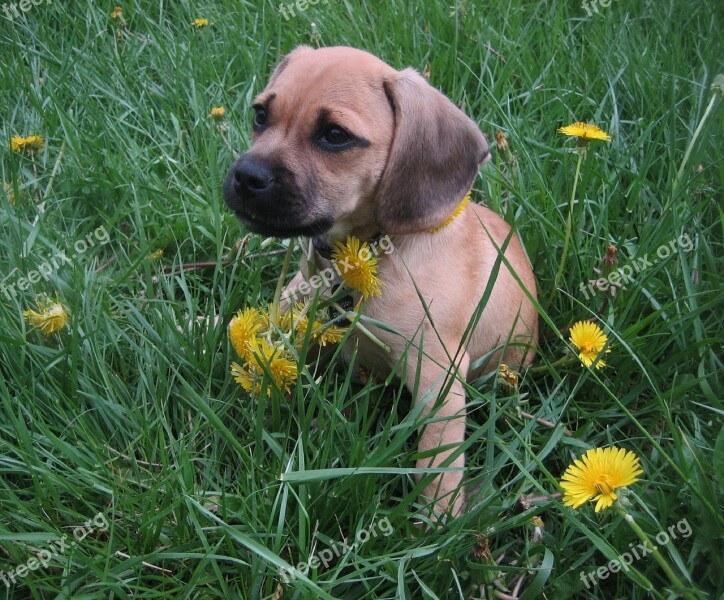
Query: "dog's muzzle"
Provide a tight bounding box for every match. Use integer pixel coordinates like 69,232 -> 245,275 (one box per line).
222,155 -> 334,238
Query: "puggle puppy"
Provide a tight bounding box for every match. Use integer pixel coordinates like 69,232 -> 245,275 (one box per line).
222,46 -> 538,518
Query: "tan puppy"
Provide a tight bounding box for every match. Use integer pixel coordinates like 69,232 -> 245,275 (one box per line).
223,46 -> 538,518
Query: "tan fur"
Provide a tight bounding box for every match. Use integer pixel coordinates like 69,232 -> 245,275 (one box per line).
223,46 -> 538,519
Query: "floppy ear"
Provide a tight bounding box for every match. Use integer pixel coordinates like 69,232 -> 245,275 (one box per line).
375,69 -> 490,234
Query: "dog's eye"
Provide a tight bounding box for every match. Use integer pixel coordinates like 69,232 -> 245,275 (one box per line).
253,106 -> 268,129
320,125 -> 353,147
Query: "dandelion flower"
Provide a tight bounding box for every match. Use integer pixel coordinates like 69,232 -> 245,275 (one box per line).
495,130 -> 509,154
280,309 -> 310,350
192,18 -> 209,27
557,122 -> 611,142
23,302 -> 69,336
231,361 -> 261,395
229,307 -> 266,360
110,6 -> 123,18
210,106 -> 225,119
149,248 -> 164,261
569,320 -> 609,369
241,338 -> 298,394
560,447 -> 643,512
279,303 -> 347,347
310,320 -> 347,346
11,135 -> 44,153
498,363 -> 519,388
25,135 -> 44,149
331,236 -> 382,299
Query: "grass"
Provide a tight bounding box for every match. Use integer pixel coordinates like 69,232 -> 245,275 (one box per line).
0,0 -> 721,598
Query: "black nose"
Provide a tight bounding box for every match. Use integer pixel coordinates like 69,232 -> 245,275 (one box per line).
233,158 -> 275,195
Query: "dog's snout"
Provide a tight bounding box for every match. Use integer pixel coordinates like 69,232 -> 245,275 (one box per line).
234,159 -> 275,194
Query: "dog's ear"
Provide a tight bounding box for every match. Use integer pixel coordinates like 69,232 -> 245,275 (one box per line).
375,69 -> 489,234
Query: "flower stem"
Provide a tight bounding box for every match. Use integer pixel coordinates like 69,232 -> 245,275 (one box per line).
330,303 -> 392,354
270,240 -> 296,328
672,86 -> 721,196
616,506 -> 697,599
553,148 -> 585,295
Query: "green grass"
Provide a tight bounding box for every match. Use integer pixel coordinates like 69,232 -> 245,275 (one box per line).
0,0 -> 721,598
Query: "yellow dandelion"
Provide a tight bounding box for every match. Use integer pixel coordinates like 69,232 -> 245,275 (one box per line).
11,135 -> 44,153
279,304 -> 311,347
569,320 -> 609,369
229,307 -> 267,361
498,363 -> 519,388
560,447 -> 644,512
210,106 -> 225,119
310,320 -> 347,346
495,130 -> 509,154
192,18 -> 209,27
231,361 -> 261,396
25,135 -> 44,148
149,248 -> 164,261
246,338 -> 298,394
23,302 -> 69,336
110,6 -> 123,18
557,122 -> 611,142
331,236 -> 382,299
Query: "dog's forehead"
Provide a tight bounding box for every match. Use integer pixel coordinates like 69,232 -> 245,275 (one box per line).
256,47 -> 395,114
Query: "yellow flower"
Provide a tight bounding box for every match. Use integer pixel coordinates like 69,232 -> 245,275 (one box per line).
229,308 -> 267,360
149,248 -> 164,261
210,106 -> 225,119
310,320 -> 347,346
192,18 -> 209,27
557,122 -> 611,142
11,135 -> 44,153
569,320 -> 609,369
279,302 -> 347,347
4,182 -> 17,205
495,130 -> 509,154
23,302 -> 69,336
110,6 -> 123,18
233,338 -> 298,395
231,361 -> 261,395
331,236 -> 382,299
278,301 -> 309,336
498,363 -> 519,387
560,447 -> 644,512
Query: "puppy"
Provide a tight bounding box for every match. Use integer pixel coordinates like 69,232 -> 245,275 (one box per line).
223,46 -> 538,518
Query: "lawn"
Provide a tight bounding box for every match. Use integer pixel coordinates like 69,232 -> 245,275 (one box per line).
0,0 -> 721,598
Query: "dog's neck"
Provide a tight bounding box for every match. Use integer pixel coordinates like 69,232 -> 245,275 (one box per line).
311,232 -> 385,260
311,190 -> 472,259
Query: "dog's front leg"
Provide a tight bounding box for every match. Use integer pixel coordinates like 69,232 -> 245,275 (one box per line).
408,348 -> 470,519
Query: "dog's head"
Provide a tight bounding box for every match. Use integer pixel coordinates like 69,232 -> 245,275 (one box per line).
223,46 -> 489,237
